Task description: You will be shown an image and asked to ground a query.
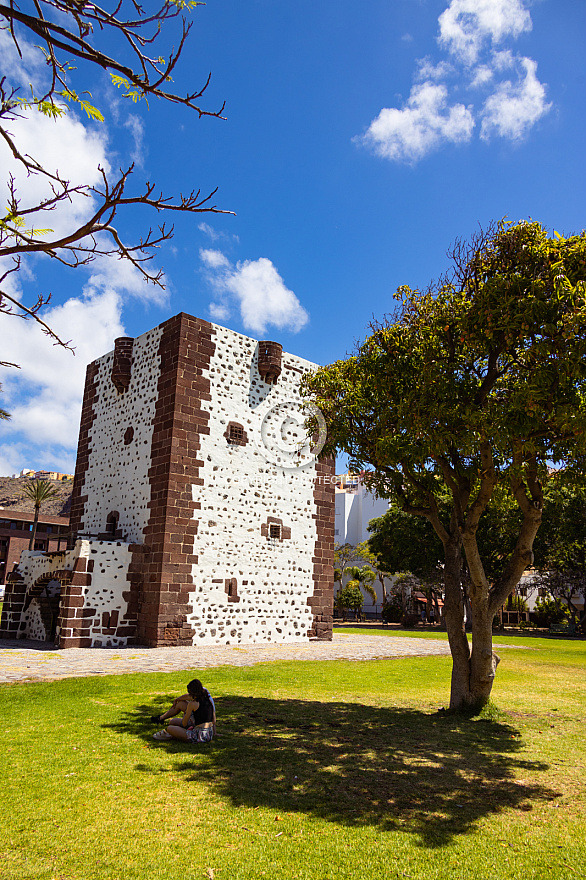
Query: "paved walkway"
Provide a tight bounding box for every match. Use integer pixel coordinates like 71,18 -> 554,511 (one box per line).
0,633 -> 455,684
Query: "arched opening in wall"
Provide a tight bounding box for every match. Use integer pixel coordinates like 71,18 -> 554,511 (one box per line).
20,573 -> 71,644
105,511 -> 120,538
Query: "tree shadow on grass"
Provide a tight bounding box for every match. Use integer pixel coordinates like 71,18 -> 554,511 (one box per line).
109,695 -> 556,848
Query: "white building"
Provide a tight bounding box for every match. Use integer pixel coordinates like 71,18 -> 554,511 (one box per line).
335,474 -> 393,608
335,474 -> 389,546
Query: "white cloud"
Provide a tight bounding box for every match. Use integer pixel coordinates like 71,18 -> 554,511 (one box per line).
438,0 -> 532,65
357,0 -> 548,162
198,223 -> 221,241
0,253 -> 165,467
83,251 -> 169,307
469,64 -> 496,88
200,248 -> 231,270
0,106 -> 110,241
0,285 -> 124,449
415,57 -> 454,82
124,115 -> 145,168
0,26 -> 46,91
0,29 -> 171,474
358,82 -> 474,163
208,302 -> 231,321
199,250 -> 309,335
198,223 -> 240,246
480,56 -> 551,140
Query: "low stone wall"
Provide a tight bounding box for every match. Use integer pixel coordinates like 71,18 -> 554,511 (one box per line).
0,539 -> 138,648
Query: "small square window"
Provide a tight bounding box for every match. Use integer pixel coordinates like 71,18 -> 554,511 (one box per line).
229,424 -> 244,443
269,524 -> 281,540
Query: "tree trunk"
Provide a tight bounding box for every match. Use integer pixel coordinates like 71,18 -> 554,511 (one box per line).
28,505 -> 40,551
469,597 -> 500,707
378,573 -> 388,605
442,538 -> 473,710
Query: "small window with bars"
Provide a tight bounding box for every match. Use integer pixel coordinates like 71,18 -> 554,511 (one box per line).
229,424 -> 244,444
269,523 -> 282,541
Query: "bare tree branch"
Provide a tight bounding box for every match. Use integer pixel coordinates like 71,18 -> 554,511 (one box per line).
0,0 -> 234,367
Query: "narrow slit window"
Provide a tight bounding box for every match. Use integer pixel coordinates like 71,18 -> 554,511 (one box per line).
105,512 -> 119,537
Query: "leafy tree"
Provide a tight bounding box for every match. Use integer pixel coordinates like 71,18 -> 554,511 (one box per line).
335,583 -> 365,619
535,572 -> 585,632
532,594 -> 571,628
0,0 -> 232,356
303,219 -> 586,711
532,476 -> 586,632
346,565 -> 377,604
355,539 -> 393,604
334,543 -> 359,582
20,479 -> 58,550
367,504 -> 446,581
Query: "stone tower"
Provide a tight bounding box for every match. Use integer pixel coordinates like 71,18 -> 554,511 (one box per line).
0,314 -> 335,648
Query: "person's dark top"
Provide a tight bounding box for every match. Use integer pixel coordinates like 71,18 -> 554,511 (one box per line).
191,695 -> 213,726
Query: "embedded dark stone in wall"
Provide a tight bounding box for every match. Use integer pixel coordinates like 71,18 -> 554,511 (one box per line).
258,341 -> 283,384
124,426 -> 134,445
111,337 -> 134,393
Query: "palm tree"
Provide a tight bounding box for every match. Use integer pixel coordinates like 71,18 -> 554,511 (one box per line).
346,565 -> 378,604
20,479 -> 58,551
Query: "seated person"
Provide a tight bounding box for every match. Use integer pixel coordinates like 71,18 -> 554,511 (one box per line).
153,679 -> 215,743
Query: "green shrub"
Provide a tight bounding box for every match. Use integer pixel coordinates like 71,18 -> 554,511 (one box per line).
381,601 -> 402,623
335,583 -> 365,614
533,595 -> 571,627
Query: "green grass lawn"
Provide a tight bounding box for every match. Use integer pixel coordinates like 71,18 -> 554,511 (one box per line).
1,635 -> 584,880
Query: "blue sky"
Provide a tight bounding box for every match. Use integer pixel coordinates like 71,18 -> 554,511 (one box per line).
1,0 -> 585,475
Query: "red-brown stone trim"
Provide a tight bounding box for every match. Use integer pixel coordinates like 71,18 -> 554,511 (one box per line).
136,313 -> 216,647
224,421 -> 248,446
225,577 -> 239,602
260,516 -> 291,542
307,456 -> 335,640
258,341 -> 282,384
111,337 -> 134,393
69,361 -> 99,544
24,569 -> 74,609
0,570 -> 25,639
56,555 -> 94,648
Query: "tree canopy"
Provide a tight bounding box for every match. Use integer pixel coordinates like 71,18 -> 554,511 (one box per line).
303,219 -> 586,710
0,0 -> 231,355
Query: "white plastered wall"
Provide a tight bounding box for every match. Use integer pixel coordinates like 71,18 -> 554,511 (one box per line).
16,540 -> 134,646
16,542 -> 89,641
186,323 -> 321,644
78,325 -> 164,543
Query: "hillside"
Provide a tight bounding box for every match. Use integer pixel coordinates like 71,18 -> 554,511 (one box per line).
0,477 -> 72,518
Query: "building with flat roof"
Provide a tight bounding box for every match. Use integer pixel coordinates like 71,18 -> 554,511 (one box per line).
0,510 -> 69,585
1,314 -> 335,648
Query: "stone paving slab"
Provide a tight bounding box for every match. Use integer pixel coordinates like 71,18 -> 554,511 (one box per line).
0,634 -> 456,684
0,634 -> 526,684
